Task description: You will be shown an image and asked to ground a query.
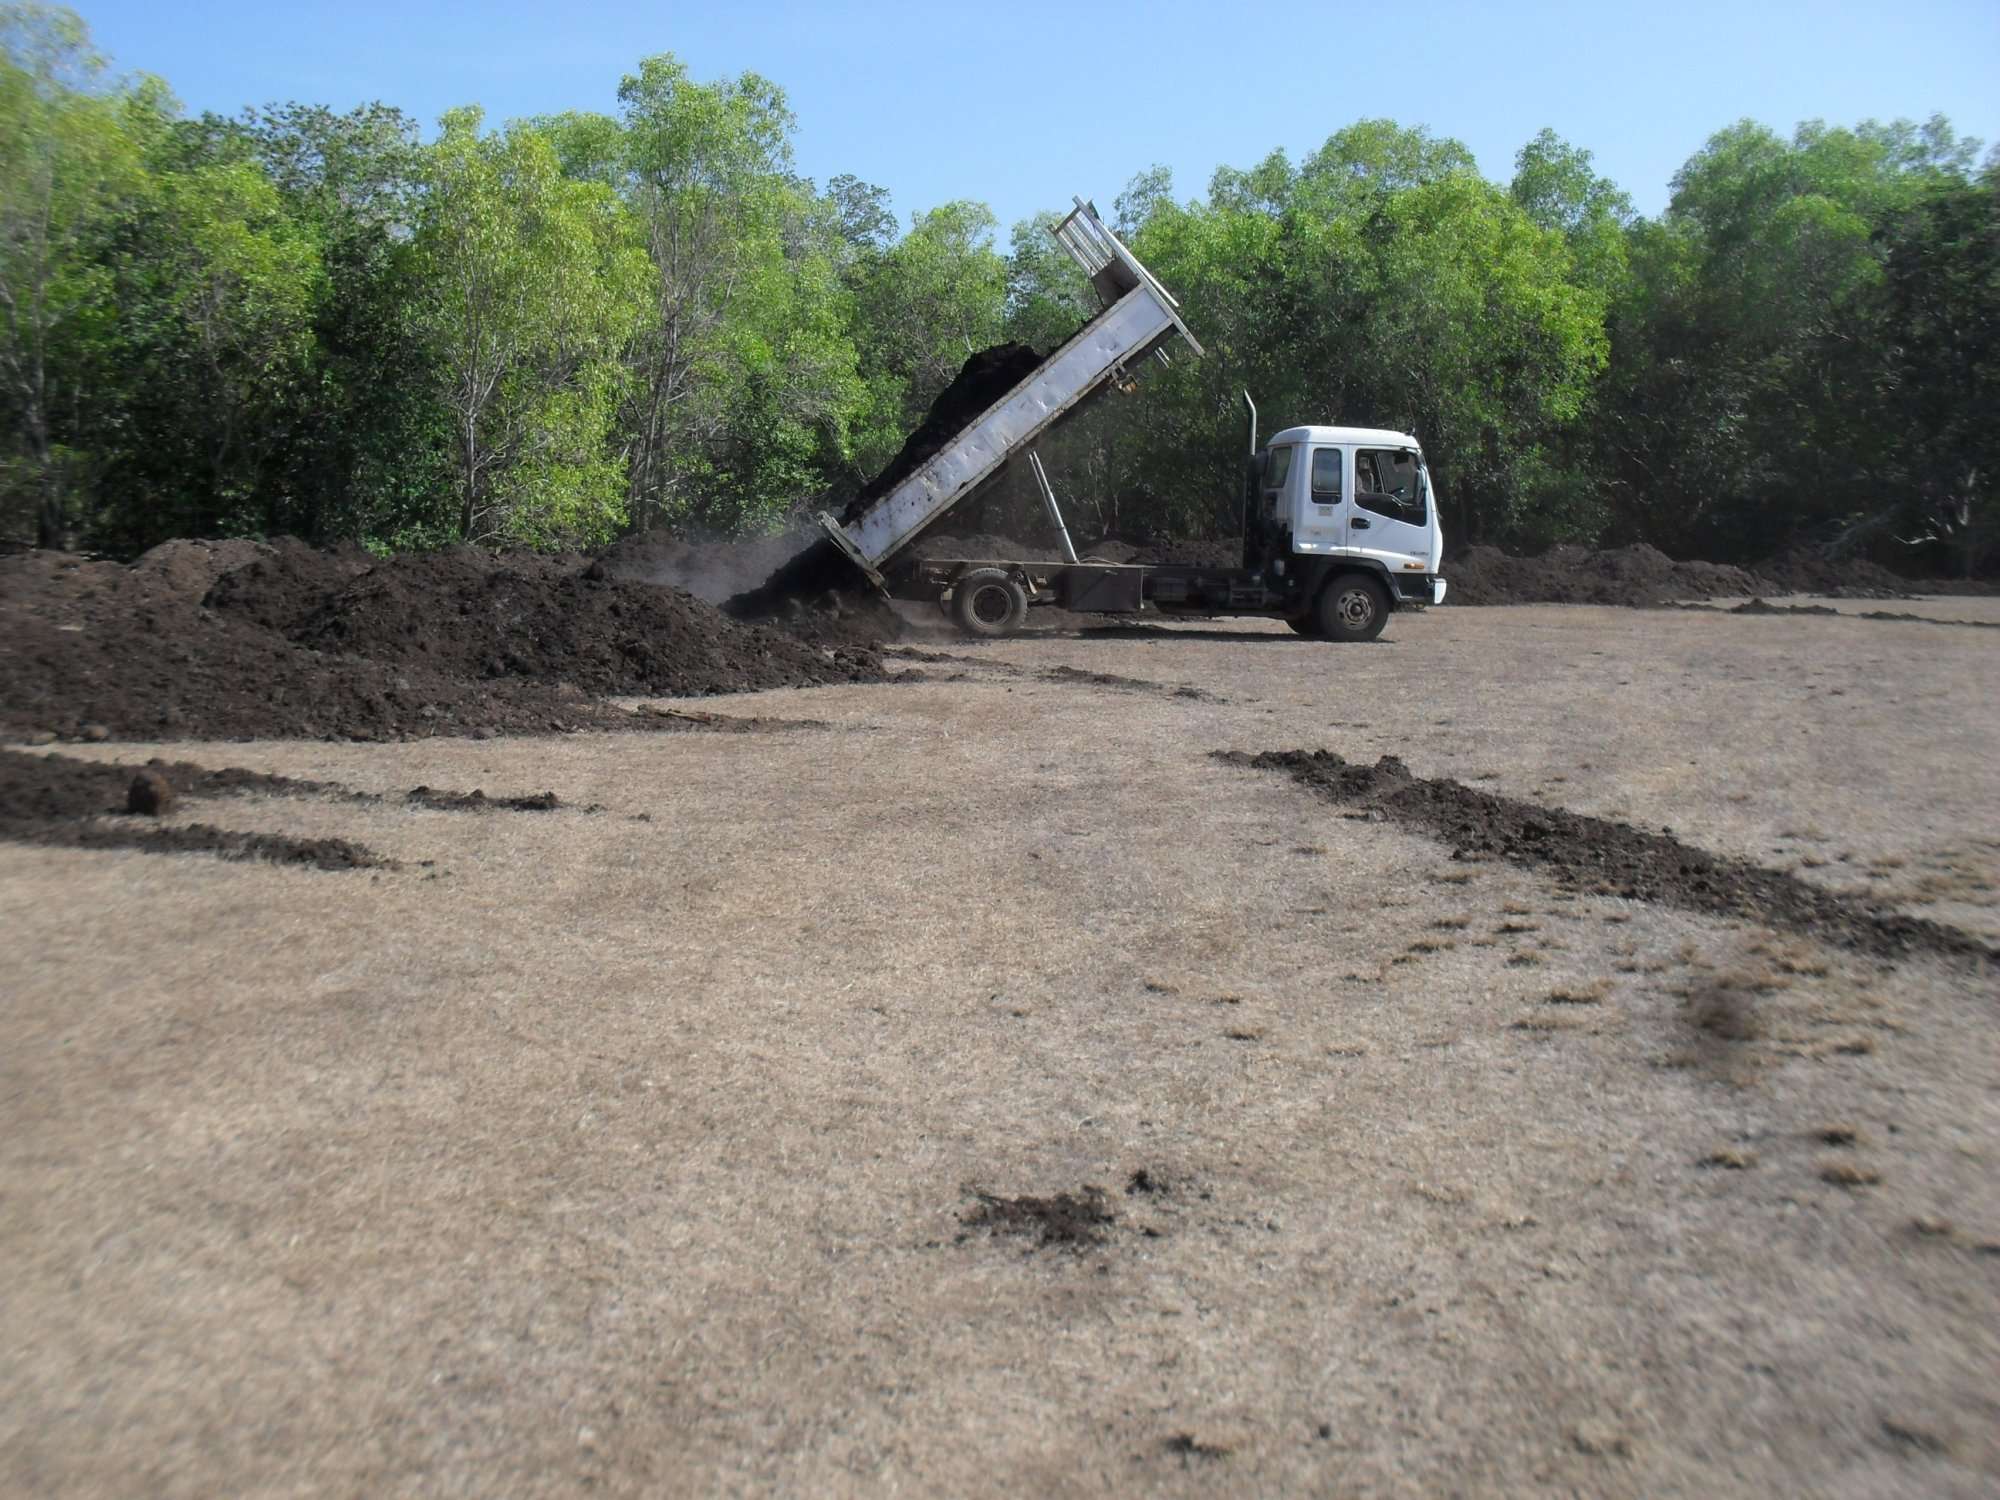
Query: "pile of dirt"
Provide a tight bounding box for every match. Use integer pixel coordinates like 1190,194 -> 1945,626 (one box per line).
1229,749 -> 1995,966
1443,541 -> 1996,607
718,536 -> 907,645
203,537 -> 375,632
906,532 -> 1067,562
1755,549 -> 1999,599
130,538 -> 281,601
1,542 -> 884,744
1117,537 -> 1245,568
1443,544 -> 1770,606
284,547 -> 879,696
839,344 -> 1046,525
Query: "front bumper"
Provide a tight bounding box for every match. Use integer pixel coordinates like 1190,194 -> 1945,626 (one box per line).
1390,573 -> 1447,606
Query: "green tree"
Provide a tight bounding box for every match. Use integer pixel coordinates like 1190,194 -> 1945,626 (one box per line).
1106,127 -> 1609,545
412,107 -> 648,546
614,56 -> 805,530
847,199 -> 1006,472
240,102 -> 443,545
1600,115 -> 1986,556
0,3 -> 153,545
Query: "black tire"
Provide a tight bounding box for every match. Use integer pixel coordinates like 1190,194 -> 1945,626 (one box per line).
952,568 -> 1029,638
1286,616 -> 1320,637
1315,572 -> 1389,642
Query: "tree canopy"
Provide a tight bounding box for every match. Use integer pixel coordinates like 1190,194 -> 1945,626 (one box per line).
3,5 -> 1995,574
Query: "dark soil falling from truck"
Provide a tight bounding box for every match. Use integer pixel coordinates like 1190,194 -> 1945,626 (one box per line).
1228,749 -> 1996,966
839,343 -> 1047,525
725,343 -> 1050,630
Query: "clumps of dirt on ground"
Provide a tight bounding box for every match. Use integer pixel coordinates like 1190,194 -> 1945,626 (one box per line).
1685,599 -> 2000,630
1,541 -> 885,743
840,344 -> 1047,526
1039,665 -> 1216,701
0,749 -> 385,869
1444,544 -> 1769,606
625,705 -> 834,733
2,749 -> 606,866
1162,1433 -> 1232,1464
959,1185 -> 1117,1249
404,786 -> 563,813
1226,749 -> 1997,966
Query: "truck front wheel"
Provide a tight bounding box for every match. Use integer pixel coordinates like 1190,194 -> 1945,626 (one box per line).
953,568 -> 1029,638
1316,573 -> 1389,642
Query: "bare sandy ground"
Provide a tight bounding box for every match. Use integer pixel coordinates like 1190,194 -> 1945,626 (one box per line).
3,603 -> 1996,1497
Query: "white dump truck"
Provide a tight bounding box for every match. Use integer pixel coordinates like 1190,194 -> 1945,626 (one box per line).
816,199 -> 1446,641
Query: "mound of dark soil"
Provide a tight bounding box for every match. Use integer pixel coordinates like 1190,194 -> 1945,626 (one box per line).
906,531 -> 1066,562
131,538 -> 279,602
287,547 -> 879,696
1444,544 -> 1770,606
1444,541 -> 1996,607
204,536 -> 375,632
1118,537 -> 1245,568
1,541 -> 885,743
840,343 -> 1046,526
718,536 -> 907,646
1230,749 -> 1994,966
1754,549 -> 1999,599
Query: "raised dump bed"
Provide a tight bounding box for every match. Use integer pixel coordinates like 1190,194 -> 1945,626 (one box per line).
817,199 -> 1203,584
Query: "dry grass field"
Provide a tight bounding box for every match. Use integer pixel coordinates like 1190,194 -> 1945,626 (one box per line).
4,602 -> 1997,1497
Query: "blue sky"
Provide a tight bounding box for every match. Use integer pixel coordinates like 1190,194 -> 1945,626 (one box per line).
76,0 -> 2000,231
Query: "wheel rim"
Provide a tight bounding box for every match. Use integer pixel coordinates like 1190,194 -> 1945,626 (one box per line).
1336,587 -> 1376,630
971,585 -> 1012,624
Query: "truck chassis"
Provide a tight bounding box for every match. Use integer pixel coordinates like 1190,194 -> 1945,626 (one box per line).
892,552 -> 1434,642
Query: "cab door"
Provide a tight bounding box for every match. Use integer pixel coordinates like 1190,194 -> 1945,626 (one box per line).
1349,447 -> 1432,574
1294,445 -> 1346,553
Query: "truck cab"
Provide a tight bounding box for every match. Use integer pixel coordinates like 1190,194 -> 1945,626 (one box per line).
1249,425 -> 1447,623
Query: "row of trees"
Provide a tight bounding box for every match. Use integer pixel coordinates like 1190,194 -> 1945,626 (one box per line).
4,5 -> 1995,569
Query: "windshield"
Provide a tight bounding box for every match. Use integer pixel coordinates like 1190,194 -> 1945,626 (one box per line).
1354,448 -> 1427,525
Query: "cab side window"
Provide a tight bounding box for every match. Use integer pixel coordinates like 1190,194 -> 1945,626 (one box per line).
1262,444 -> 1293,516
1354,447 -> 1426,524
1310,447 -> 1342,502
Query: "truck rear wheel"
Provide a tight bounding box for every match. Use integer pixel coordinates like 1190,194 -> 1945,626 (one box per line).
1316,573 -> 1389,642
952,568 -> 1029,638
